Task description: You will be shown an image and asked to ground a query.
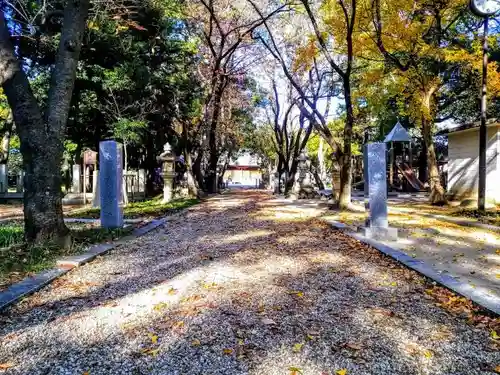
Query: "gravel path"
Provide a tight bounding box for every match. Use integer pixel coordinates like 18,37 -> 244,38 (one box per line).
0,191 -> 498,375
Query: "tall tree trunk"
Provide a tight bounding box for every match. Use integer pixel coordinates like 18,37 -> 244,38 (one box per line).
311,159 -> 325,190
284,159 -> 299,197
193,150 -> 204,191
207,79 -> 225,193
184,151 -> 199,197
422,119 -> 446,204
284,170 -> 295,197
338,79 -> 354,209
123,141 -> 128,172
422,88 -> 446,205
0,0 -> 90,246
217,152 -> 231,191
317,137 -> 325,182
418,136 -> 427,183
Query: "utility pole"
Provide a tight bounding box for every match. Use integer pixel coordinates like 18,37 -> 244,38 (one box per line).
478,16 -> 488,212
469,0 -> 500,211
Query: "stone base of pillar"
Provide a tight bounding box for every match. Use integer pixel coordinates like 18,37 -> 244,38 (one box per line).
359,226 -> 398,241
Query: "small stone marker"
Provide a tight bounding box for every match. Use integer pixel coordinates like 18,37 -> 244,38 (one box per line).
16,171 -> 24,193
72,164 -> 81,193
99,141 -> 124,228
138,169 -> 146,193
361,142 -> 397,241
0,164 -> 7,193
92,170 -> 100,208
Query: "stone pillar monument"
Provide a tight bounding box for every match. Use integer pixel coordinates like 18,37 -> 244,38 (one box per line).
0,164 -> 7,193
92,170 -> 100,208
158,143 -> 175,203
72,164 -> 82,193
16,171 -> 24,193
361,143 -> 397,240
99,141 -> 124,229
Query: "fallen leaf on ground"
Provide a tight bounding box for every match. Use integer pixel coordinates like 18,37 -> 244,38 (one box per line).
203,282 -> 218,289
191,339 -> 201,347
257,303 -> 265,313
141,348 -> 160,356
261,318 -> 276,325
491,330 -> 500,340
167,287 -> 177,295
370,307 -> 395,317
0,363 -> 14,370
423,350 -> 433,358
153,302 -> 168,311
149,333 -> 158,344
288,290 -> 304,297
292,343 -> 304,352
289,366 -> 302,375
336,369 -> 347,375
345,342 -> 363,350
223,348 -> 233,355
494,365 -> 500,373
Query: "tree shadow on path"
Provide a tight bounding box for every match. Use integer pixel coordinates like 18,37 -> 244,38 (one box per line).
0,191 -> 498,375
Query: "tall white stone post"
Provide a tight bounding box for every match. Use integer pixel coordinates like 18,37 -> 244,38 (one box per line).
72,164 -> 82,193
361,143 -> 397,240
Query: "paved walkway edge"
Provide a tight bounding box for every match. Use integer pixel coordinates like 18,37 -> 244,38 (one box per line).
0,218 -> 168,312
324,219 -> 500,316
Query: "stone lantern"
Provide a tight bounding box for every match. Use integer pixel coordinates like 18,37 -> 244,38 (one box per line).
291,150 -> 313,199
297,150 -> 312,190
158,143 -> 176,203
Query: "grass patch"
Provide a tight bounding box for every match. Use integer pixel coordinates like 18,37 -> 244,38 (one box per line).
68,197 -> 200,219
0,222 -> 132,289
0,223 -> 24,247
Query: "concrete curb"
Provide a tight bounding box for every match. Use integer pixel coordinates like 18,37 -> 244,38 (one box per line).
324,219 -> 500,316
0,218 -> 169,312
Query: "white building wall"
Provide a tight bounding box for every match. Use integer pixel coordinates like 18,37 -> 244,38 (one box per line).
447,126 -> 500,203
223,170 -> 262,186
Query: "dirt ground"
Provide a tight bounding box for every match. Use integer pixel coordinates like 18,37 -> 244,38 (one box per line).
0,191 -> 498,375
0,204 -> 85,221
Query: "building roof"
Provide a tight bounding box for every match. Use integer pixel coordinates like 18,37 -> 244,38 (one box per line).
436,119 -> 499,136
384,121 -> 411,142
